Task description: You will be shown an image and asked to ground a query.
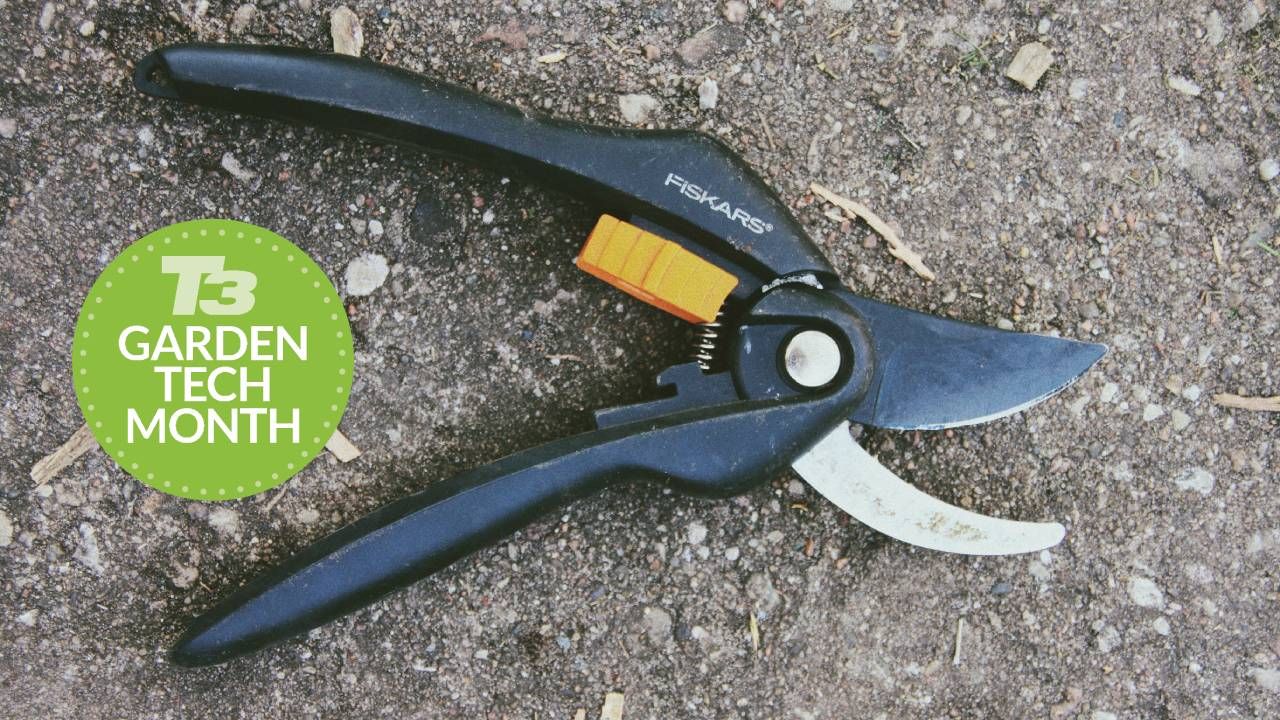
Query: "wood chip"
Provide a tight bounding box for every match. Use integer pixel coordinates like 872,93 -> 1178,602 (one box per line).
809,182 -> 936,281
1005,42 -> 1054,90
748,611 -> 760,653
599,692 -> 625,720
1212,393 -> 1280,412
536,50 -> 568,64
330,6 -> 364,57
325,429 -> 363,462
32,424 -> 97,485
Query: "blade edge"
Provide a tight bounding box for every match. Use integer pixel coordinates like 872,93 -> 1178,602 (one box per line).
793,422 -> 1065,556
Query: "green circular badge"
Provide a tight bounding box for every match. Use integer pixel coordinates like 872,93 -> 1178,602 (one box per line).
72,219 -> 354,500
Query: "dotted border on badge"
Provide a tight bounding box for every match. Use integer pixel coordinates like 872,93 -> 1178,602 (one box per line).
71,219 -> 354,500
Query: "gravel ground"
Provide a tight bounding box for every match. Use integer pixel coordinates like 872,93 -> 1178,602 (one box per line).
2,1 -> 1278,718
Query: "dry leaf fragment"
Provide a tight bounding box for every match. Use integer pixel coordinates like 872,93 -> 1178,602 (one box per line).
748,611 -> 760,653
325,430 -> 363,462
32,424 -> 97,485
1005,42 -> 1054,90
809,182 -> 936,281
536,50 -> 568,64
600,692 -> 625,720
330,6 -> 363,57
1212,393 -> 1280,412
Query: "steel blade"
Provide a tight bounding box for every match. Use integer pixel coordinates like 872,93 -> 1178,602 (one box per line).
793,422 -> 1065,555
836,290 -> 1105,430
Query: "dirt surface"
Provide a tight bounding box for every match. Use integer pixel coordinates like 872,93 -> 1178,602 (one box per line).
1,1 -> 1278,718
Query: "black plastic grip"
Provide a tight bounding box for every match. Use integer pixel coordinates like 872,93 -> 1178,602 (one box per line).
170,388 -> 859,666
134,43 -> 834,292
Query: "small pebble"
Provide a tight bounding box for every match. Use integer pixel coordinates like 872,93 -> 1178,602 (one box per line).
746,571 -> 781,613
697,78 -> 719,110
1174,467 -> 1214,495
1166,74 -> 1202,97
207,507 -> 240,537
954,105 -> 972,126
641,606 -> 673,644
686,521 -> 707,545
786,479 -> 806,497
0,510 -> 12,547
724,547 -> 740,562
38,2 -> 56,31
0,118 -> 16,139
230,3 -> 256,35
618,94 -> 659,124
368,219 -> 384,236
723,1 -> 748,23
1182,385 -> 1202,402
345,253 -> 390,297
297,508 -> 320,524
1005,42 -> 1054,90
1240,2 -> 1262,32
1260,159 -> 1280,182
1249,668 -> 1280,694
1095,624 -> 1121,653
74,523 -> 104,575
991,581 -> 1012,596
996,318 -> 1015,330
330,6 -> 364,57
1205,10 -> 1225,45
1127,576 -> 1165,609
1152,617 -> 1171,636
1069,78 -> 1089,100
1170,409 -> 1192,432
78,20 -> 95,37
1142,403 -> 1165,421
1100,382 -> 1119,403
220,152 -> 257,183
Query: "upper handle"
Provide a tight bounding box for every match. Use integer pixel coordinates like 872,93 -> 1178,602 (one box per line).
134,43 -> 835,294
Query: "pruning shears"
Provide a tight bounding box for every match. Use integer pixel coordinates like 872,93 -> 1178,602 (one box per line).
133,43 -> 1105,667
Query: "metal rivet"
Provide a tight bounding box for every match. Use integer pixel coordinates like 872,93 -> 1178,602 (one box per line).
783,330 -> 842,388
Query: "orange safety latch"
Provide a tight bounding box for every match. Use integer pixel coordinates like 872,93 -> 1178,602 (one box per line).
575,215 -> 739,324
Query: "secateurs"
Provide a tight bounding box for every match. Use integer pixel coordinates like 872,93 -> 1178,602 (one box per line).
133,43 -> 1105,667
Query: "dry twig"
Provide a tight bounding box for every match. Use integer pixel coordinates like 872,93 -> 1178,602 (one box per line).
748,611 -> 761,653
810,182 -> 936,281
1213,393 -> 1280,412
31,424 -> 96,485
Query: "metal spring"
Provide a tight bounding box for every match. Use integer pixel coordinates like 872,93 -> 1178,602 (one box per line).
691,311 -> 725,371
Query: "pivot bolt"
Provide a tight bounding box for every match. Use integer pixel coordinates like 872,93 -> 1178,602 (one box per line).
783,330 -> 842,388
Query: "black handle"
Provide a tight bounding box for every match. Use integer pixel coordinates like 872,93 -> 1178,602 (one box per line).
171,385 -> 855,666
134,43 -> 834,293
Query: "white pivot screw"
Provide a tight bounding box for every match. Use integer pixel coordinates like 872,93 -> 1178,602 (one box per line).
783,330 -> 842,388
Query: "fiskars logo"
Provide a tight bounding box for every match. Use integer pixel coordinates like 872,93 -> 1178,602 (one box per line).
664,173 -> 774,235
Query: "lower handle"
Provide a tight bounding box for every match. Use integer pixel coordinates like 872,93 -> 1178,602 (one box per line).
170,436 -> 620,666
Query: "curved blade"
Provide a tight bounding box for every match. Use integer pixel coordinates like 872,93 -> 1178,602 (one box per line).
793,422 -> 1065,555
836,291 -> 1106,430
